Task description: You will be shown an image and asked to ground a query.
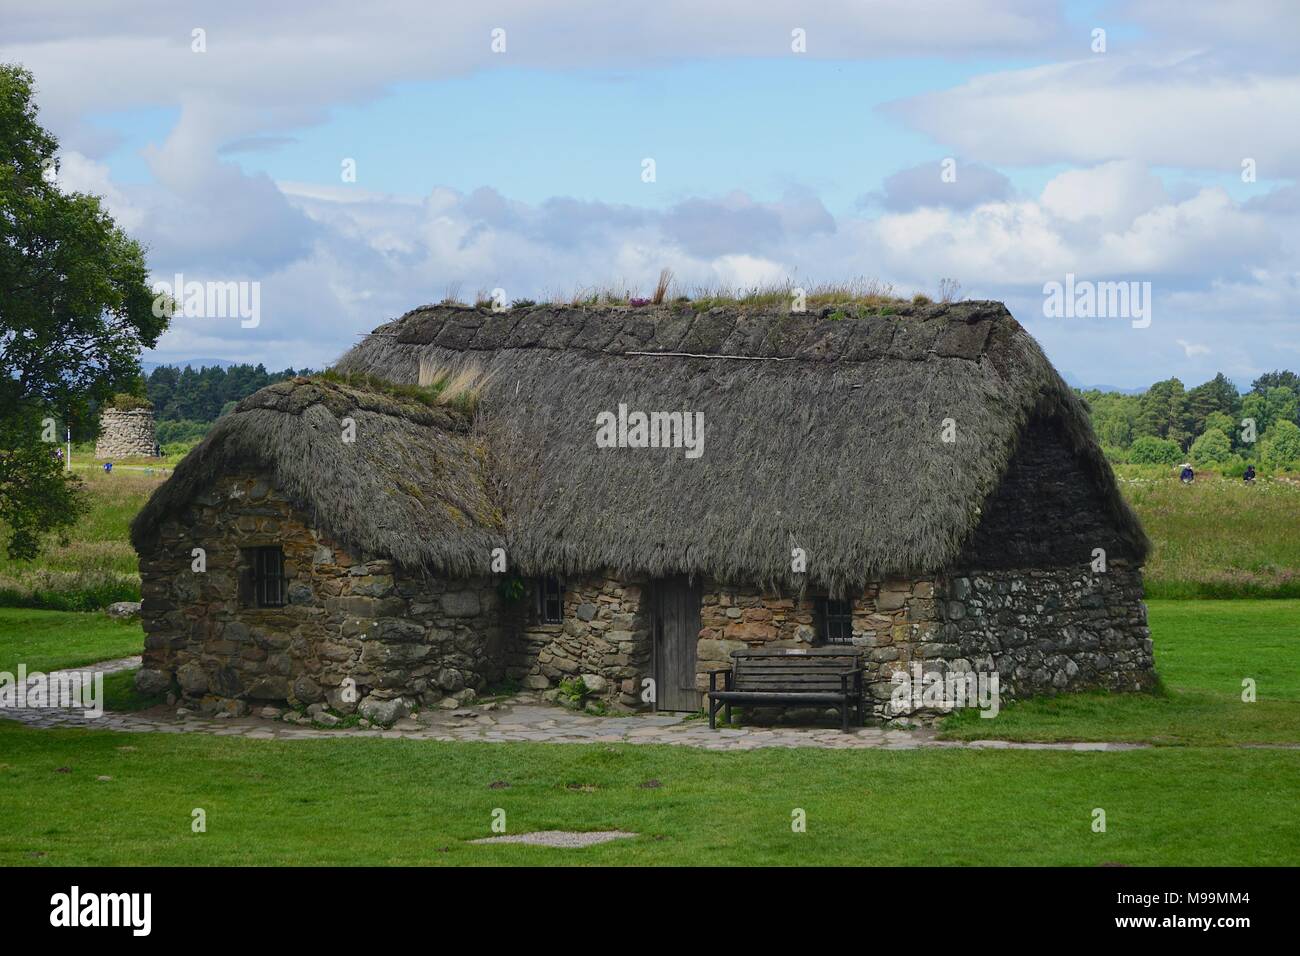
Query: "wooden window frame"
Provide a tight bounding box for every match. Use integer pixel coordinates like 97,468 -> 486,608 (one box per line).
537,576 -> 564,625
241,546 -> 286,608
816,597 -> 854,645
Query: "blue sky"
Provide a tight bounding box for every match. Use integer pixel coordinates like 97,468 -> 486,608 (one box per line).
4,0 -> 1297,388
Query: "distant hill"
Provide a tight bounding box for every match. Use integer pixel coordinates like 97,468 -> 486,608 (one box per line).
1062,372 -> 1147,395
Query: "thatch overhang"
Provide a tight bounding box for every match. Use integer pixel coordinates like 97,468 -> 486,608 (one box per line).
130,377 -> 505,577
323,300 -> 1148,593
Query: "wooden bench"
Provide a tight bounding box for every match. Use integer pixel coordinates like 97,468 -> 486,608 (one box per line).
707,648 -> 865,732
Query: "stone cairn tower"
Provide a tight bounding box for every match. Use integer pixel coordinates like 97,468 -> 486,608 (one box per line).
95,407 -> 161,459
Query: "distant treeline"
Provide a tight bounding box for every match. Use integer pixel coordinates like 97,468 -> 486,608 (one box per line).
145,364 -> 318,446
1081,370 -> 1300,470
147,364 -> 318,421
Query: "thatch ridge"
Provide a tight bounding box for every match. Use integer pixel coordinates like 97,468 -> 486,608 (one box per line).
329,302 -> 1148,592
130,377 -> 504,575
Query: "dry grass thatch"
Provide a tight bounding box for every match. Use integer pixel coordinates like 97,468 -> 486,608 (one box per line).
316,299 -> 1149,592
130,377 -> 504,575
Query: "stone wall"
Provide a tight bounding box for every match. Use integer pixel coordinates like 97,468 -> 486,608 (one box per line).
507,573 -> 652,707
693,567 -> 1151,721
96,408 -> 160,459
932,564 -> 1152,700
136,473 -> 504,723
697,579 -> 939,719
499,564 -> 1151,720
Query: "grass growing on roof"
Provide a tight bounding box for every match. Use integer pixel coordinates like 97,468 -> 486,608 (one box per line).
524,276 -> 916,311
320,364 -> 486,416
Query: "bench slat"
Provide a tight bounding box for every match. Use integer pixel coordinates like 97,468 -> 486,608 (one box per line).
736,677 -> 855,684
710,650 -> 865,733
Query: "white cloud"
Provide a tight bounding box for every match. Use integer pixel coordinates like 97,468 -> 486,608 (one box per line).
2,0 -> 1063,161
1039,160 -> 1165,229
1177,339 -> 1211,357
127,158 -> 1300,390
891,53 -> 1300,176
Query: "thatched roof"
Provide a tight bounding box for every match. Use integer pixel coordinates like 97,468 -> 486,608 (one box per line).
130,377 -> 504,576
312,299 -> 1149,591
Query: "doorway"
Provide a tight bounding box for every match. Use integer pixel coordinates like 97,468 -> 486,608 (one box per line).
652,576 -> 702,711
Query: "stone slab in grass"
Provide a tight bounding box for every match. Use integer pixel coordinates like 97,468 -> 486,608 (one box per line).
469,830 -> 636,848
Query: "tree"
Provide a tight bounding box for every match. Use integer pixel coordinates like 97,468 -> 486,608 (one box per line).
1240,392 -> 1268,441
1136,378 -> 1193,448
1239,386 -> 1298,440
1203,410 -> 1235,437
1186,373 -> 1240,435
1129,435 -> 1183,465
1262,420 -> 1300,467
1189,428 -> 1232,466
1266,385 -> 1299,429
1251,370 -> 1300,395
0,63 -> 166,558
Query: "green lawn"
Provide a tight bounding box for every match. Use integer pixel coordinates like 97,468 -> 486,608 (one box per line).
0,724 -> 1296,866
0,608 -> 144,674
940,599 -> 1300,745
2,600 -> 1298,865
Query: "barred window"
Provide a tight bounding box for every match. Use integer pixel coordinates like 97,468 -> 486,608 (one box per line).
241,546 -> 285,608
537,576 -> 564,624
817,598 -> 854,645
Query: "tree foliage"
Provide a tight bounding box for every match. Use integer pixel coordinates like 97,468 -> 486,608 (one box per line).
1262,420 -> 1300,467
1189,428 -> 1232,466
1129,435 -> 1184,465
145,363 -> 316,424
0,63 -> 166,558
1082,369 -> 1300,466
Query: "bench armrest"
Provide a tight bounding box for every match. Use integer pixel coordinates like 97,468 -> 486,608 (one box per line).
707,668 -> 731,692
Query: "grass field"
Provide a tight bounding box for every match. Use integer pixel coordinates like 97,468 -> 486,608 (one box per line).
1119,471 -> 1300,598
0,466 -> 166,610
2,598 -> 1298,865
940,600 -> 1300,745
0,608 -> 145,674
1,724 -> 1296,866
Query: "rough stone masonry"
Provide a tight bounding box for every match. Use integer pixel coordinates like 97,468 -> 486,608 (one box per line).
96,407 -> 160,458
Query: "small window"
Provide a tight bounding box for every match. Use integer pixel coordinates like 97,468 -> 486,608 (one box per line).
537,576 -> 564,624
817,597 -> 854,645
241,546 -> 285,608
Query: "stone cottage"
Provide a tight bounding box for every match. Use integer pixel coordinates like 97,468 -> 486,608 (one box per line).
131,300 -> 1155,724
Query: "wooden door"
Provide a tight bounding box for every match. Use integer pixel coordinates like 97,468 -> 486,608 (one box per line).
653,576 -> 701,712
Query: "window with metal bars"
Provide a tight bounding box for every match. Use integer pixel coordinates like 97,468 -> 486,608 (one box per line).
537,576 -> 564,624
241,546 -> 285,608
816,597 -> 854,645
